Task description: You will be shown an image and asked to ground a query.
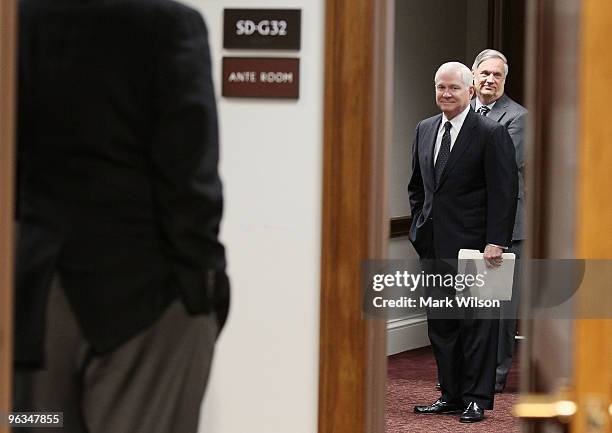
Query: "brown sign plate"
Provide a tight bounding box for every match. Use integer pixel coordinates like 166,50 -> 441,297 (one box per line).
222,57 -> 300,99
224,9 -> 301,50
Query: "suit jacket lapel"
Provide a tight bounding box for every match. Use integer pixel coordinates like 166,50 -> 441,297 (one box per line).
488,93 -> 509,122
435,109 -> 477,191
471,94 -> 509,122
423,115 -> 441,185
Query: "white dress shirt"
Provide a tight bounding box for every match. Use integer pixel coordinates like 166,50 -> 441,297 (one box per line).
433,104 -> 471,164
474,97 -> 497,114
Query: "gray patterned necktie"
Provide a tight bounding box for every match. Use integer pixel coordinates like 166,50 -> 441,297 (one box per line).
435,121 -> 452,186
477,105 -> 490,116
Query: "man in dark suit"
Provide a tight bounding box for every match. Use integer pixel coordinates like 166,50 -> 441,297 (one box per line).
15,1 -> 229,432
408,62 -> 518,422
471,49 -> 528,393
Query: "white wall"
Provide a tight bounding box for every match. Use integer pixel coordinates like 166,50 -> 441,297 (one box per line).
390,0 -> 468,221
390,0 -> 488,219
181,1 -> 325,432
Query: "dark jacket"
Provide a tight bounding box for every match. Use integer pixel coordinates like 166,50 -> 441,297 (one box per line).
16,0 -> 229,366
408,109 -> 518,259
471,94 -> 528,240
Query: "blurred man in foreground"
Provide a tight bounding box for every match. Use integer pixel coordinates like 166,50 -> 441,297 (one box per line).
15,1 -> 229,432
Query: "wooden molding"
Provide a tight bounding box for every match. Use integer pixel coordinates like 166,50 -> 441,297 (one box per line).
318,0 -> 390,432
389,216 -> 411,239
0,0 -> 17,426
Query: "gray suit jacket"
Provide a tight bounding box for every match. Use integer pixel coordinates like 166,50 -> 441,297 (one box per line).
472,94 -> 528,240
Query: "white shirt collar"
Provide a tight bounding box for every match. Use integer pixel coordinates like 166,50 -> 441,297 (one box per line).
474,96 -> 497,112
433,104 -> 472,163
441,104 -> 471,132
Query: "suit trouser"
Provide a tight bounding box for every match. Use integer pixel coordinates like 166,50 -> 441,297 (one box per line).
423,259 -> 499,409
14,276 -> 217,433
496,240 -> 522,385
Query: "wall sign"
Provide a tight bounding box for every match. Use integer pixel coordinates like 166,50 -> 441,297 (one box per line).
223,9 -> 301,50
222,57 -> 300,99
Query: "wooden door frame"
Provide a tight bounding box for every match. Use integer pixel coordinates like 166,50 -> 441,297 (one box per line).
0,0 -> 17,428
318,1 -> 393,432
520,0 -> 612,431
574,1 -> 612,431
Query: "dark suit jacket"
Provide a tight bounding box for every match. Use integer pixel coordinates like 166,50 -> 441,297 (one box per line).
407,109 -> 518,259
16,0 -> 229,366
471,94 -> 528,240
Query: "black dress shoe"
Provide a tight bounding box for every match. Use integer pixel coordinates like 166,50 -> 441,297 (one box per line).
459,402 -> 485,422
414,398 -> 463,415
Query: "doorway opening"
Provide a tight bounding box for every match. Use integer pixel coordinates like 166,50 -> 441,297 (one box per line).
386,1 -> 526,431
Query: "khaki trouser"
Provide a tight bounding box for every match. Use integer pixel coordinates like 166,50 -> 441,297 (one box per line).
15,276 -> 217,433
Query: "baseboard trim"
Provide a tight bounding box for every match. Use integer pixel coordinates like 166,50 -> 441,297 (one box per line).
386,315 -> 430,355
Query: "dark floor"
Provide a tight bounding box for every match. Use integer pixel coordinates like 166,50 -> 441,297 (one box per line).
386,346 -> 521,433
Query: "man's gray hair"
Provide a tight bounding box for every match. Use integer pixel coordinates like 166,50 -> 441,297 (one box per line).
472,49 -> 509,77
434,62 -> 473,88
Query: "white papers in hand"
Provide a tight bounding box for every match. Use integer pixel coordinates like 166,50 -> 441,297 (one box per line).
456,249 -> 515,301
